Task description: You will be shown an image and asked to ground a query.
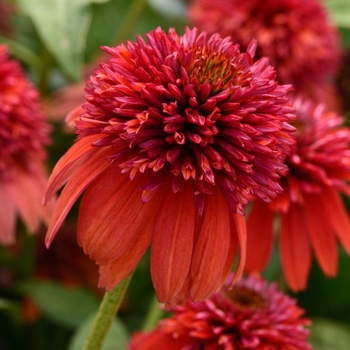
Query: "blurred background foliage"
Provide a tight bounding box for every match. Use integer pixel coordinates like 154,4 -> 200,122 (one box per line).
1,0 -> 350,349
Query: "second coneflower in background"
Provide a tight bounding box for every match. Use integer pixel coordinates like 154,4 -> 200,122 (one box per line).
245,97 -> 350,291
43,27 -> 295,305
188,0 -> 341,101
0,44 -> 53,245
129,274 -> 312,350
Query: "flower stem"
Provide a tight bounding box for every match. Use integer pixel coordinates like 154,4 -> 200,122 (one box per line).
141,293 -> 164,332
82,272 -> 134,350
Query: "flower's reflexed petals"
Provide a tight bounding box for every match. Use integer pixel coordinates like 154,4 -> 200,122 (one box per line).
245,200 -> 275,273
129,274 -> 312,350
0,44 -> 53,244
78,169 -> 161,264
0,183 -> 16,245
97,227 -> 153,291
321,186 -> 350,255
216,213 -> 240,288
228,213 -> 247,287
280,203 -> 311,291
9,166 -> 54,232
190,189 -> 231,301
44,135 -> 103,202
151,182 -> 195,303
303,192 -> 338,277
45,147 -> 114,247
81,172 -> 164,291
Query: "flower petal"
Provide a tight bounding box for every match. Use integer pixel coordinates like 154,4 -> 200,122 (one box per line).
321,186 -> 350,255
0,182 -> 16,245
190,189 -> 232,301
245,200 -> 275,273
303,192 -> 338,276
78,169 -> 161,264
151,181 -> 195,303
280,203 -> 311,291
45,147 -> 113,247
43,135 -> 101,202
97,216 -> 154,291
229,213 -> 247,286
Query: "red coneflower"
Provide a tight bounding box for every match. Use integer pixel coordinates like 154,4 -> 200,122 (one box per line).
188,0 -> 341,101
129,274 -> 312,350
0,44 -> 53,245
44,27 -> 295,305
245,97 -> 350,291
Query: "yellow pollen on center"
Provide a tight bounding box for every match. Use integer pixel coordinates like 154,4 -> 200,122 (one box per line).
190,47 -> 236,93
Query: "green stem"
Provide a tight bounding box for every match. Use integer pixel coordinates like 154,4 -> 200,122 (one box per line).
113,0 -> 148,44
141,293 -> 164,332
82,272 -> 134,350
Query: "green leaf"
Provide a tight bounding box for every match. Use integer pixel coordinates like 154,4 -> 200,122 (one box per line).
324,0 -> 350,28
148,0 -> 186,19
18,281 -> 100,328
17,0 -> 110,81
85,0 -> 187,62
68,314 -> 129,350
309,318 -> 350,350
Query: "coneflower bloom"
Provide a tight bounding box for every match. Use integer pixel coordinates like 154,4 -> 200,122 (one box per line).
245,97 -> 350,291
0,44 -> 53,245
43,27 -> 295,305
129,274 -> 312,350
188,0 -> 340,100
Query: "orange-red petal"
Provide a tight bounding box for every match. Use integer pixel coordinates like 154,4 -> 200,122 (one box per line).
0,182 -> 16,245
45,147 -> 112,247
151,181 -> 195,303
245,200 -> 275,273
190,189 -> 232,301
77,169 -> 162,264
321,186 -> 350,255
44,135 -> 102,202
303,192 -> 338,277
279,203 -> 311,291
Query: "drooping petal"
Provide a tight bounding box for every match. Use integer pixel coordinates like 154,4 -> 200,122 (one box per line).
321,185 -> 350,255
45,147 -> 113,247
151,181 -> 195,303
190,189 -> 232,301
279,203 -> 311,291
245,200 -> 275,273
9,165 -> 54,233
216,213 -> 240,287
78,168 -> 162,264
303,192 -> 338,277
97,219 -> 155,291
0,182 -> 16,245
44,135 -> 102,202
229,213 -> 247,286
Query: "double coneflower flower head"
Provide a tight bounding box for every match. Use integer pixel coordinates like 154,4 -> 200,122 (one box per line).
44,27 -> 295,305
246,97 -> 350,290
129,274 -> 311,350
